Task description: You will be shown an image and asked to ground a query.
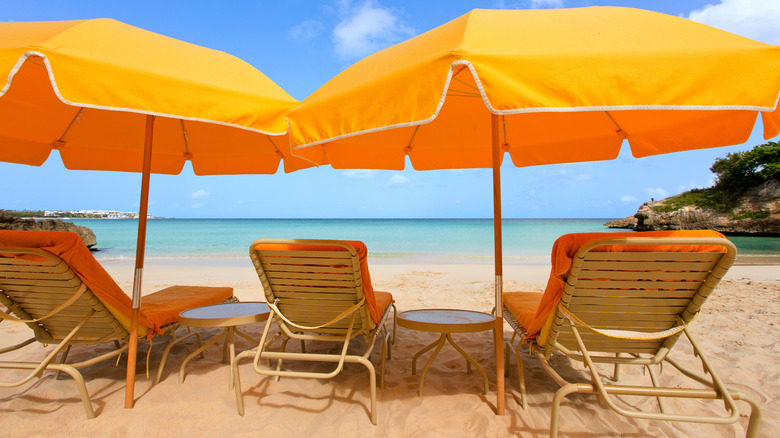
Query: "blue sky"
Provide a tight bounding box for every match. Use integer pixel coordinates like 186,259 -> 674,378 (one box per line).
2,0 -> 780,219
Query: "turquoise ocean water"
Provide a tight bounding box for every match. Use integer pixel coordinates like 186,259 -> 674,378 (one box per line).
70,218 -> 780,265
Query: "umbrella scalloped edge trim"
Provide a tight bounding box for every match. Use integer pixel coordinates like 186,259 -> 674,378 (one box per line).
293,59 -> 780,151
1,52 -> 289,137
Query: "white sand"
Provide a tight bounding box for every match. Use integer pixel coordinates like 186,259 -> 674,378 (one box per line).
0,261 -> 777,437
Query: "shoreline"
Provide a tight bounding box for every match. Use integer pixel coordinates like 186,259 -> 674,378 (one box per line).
101,259 -> 779,297
95,252 -> 780,267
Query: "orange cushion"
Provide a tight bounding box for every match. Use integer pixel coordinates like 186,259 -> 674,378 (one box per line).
503,291 -> 543,330
141,285 -> 234,328
373,291 -> 394,320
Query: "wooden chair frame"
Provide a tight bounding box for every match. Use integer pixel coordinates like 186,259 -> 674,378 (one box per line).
0,247 -> 209,418
233,239 -> 395,425
503,236 -> 762,437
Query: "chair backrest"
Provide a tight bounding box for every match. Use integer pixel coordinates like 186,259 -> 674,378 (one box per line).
249,239 -> 375,337
0,247 -> 128,345
544,236 -> 736,359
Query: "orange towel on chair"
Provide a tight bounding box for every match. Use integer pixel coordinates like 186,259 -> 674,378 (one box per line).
510,230 -> 728,340
0,230 -> 233,337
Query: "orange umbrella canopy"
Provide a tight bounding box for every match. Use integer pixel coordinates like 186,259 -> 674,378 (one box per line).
0,18 -> 306,174
287,7 -> 780,170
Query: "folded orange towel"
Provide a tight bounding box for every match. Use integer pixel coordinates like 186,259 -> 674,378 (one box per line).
254,240 -> 391,324
506,230 -> 728,341
0,230 -> 233,337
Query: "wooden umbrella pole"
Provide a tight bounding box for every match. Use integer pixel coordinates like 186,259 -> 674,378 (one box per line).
125,114 -> 155,409
491,113 -> 505,415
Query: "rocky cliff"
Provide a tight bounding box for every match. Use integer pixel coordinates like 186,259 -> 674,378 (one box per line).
605,179 -> 780,235
0,211 -> 98,248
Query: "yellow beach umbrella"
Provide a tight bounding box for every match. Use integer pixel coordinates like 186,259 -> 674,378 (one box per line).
286,7 -> 780,414
0,18 -> 305,408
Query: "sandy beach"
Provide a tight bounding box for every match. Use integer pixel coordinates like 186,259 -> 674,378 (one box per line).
0,260 -> 777,437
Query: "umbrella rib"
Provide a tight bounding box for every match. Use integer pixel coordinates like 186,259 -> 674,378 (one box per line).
446,91 -> 482,98
27,55 -> 47,68
452,64 -> 469,78
452,76 -> 480,92
406,125 -> 421,153
265,135 -> 284,157
502,115 -> 510,151
53,107 -> 85,148
180,120 -> 192,159
604,111 -> 628,139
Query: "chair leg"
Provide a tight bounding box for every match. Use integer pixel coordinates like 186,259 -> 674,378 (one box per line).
274,337 -> 289,382
504,341 -> 510,377
550,383 -> 579,438
515,347 -> 527,411
737,392 -> 763,438
53,345 -> 72,380
645,364 -> 667,413
356,356 -> 377,425
613,353 -> 622,381
380,332 -> 388,389
505,340 -> 527,410
391,303 -> 397,345
384,327 -> 392,360
232,351 -> 249,416
48,363 -> 96,419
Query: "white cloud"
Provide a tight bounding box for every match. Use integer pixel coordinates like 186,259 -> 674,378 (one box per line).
530,0 -> 564,8
677,181 -> 706,193
191,202 -> 204,209
333,0 -> 414,59
343,169 -> 379,179
620,195 -> 637,204
574,173 -> 591,181
190,189 -> 210,199
387,174 -> 410,187
538,167 -> 570,179
289,20 -> 324,41
645,188 -> 667,199
493,0 -> 522,8
446,169 -> 482,175
687,0 -> 780,44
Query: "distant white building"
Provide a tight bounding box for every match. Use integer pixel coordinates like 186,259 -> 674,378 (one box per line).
42,210 -> 143,219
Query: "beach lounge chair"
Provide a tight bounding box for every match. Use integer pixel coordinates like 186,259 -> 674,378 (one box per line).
233,239 -> 395,425
503,230 -> 762,437
0,230 -> 234,418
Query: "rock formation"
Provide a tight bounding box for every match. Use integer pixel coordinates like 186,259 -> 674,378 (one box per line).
0,211 -> 98,248
605,179 -> 780,235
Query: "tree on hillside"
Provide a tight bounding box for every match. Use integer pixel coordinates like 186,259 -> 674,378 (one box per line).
710,141 -> 780,194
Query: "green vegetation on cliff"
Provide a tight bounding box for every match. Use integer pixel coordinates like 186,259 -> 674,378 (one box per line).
0,209 -> 46,218
652,142 -> 779,216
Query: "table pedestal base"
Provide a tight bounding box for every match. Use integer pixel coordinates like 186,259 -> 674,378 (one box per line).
179,326 -> 258,389
412,333 -> 489,397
